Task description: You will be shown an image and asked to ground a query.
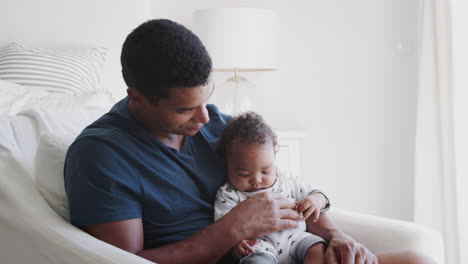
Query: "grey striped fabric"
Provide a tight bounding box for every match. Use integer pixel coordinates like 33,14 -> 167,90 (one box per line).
0,43 -> 107,94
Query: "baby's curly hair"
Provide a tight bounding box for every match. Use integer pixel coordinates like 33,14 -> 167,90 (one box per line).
220,112 -> 279,156
121,19 -> 212,102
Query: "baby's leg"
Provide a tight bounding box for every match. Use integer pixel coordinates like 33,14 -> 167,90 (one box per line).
239,252 -> 278,264
303,243 -> 326,264
240,238 -> 278,264
291,234 -> 326,264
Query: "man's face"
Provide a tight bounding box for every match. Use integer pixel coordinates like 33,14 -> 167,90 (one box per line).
137,83 -> 214,137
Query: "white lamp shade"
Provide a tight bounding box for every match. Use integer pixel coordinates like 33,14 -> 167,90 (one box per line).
193,8 -> 278,71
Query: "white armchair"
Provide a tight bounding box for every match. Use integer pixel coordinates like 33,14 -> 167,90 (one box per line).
0,171 -> 444,263
330,209 -> 444,263
0,113 -> 444,264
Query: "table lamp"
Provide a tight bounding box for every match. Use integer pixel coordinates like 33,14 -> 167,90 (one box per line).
193,8 -> 278,114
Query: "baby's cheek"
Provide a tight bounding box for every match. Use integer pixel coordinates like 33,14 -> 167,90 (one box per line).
229,177 -> 246,191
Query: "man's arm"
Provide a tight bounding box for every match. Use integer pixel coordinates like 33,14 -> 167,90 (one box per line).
306,213 -> 378,264
84,215 -> 238,263
84,192 -> 303,264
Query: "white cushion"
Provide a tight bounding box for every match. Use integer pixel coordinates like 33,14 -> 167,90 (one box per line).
32,108 -> 110,220
0,43 -> 108,94
11,91 -> 116,114
1,78 -> 115,115
35,132 -> 75,220
20,107 -> 110,135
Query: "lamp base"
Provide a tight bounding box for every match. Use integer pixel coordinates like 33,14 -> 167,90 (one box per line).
214,75 -> 255,115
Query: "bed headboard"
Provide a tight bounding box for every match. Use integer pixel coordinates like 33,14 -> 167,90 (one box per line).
0,0 -> 151,99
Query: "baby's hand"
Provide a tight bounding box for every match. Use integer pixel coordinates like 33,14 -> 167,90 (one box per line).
231,240 -> 257,260
296,193 -> 326,222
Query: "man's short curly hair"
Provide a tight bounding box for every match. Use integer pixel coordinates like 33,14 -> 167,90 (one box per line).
220,112 -> 279,156
121,19 -> 212,101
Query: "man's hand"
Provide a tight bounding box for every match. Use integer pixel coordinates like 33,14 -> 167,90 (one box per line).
296,193 -> 326,221
305,204 -> 377,264
231,240 -> 257,260
229,192 -> 304,240
324,233 -> 378,264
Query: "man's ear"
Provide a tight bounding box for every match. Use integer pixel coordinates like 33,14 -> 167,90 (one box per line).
127,87 -> 145,105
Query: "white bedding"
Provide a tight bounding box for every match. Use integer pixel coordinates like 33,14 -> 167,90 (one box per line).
0,115 -> 39,177
1,79 -> 116,115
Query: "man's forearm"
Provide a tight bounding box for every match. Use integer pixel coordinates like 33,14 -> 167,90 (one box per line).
136,214 -> 241,264
305,212 -> 345,242
306,212 -> 380,264
137,191 -> 302,263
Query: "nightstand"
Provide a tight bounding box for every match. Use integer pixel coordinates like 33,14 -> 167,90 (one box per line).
275,131 -> 305,177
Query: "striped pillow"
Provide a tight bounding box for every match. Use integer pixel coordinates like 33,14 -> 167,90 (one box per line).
0,43 -> 107,94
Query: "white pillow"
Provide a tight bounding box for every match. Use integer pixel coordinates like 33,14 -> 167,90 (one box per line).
33,107 -> 110,220
11,91 -> 116,114
35,132 -> 75,220
20,107 -> 110,136
0,43 -> 108,94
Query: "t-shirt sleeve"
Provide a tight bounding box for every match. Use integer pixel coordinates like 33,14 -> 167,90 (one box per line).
64,137 -> 143,227
201,104 -> 232,154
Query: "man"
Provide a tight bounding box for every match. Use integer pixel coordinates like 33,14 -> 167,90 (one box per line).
65,19 -> 434,264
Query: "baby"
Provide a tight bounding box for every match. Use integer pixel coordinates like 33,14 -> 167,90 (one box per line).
215,112 -> 331,264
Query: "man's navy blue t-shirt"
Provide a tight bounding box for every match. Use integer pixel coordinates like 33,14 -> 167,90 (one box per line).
64,97 -> 229,249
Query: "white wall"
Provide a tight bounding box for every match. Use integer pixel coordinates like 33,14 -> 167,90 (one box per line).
1,0 -> 421,221
0,0 -> 151,100
152,0 -> 420,221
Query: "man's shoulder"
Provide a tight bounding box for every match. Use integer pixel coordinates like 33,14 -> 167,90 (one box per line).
66,129 -> 123,164
71,99 -> 138,149
202,104 -> 231,139
72,117 -> 125,145
66,114 -> 139,165
206,104 -> 231,123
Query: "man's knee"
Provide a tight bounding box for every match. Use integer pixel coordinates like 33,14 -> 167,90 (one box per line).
240,252 -> 277,264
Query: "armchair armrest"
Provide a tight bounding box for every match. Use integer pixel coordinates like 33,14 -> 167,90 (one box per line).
328,208 -> 445,264
0,160 -> 153,264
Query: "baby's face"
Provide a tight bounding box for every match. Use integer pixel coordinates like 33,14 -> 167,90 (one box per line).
226,139 -> 277,192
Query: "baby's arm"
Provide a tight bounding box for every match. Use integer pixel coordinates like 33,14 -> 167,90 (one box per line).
214,185 -> 254,260
231,240 -> 257,260
285,171 -> 331,222
296,192 -> 328,222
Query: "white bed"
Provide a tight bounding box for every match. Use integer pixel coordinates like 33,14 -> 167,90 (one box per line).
0,0 -> 445,263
